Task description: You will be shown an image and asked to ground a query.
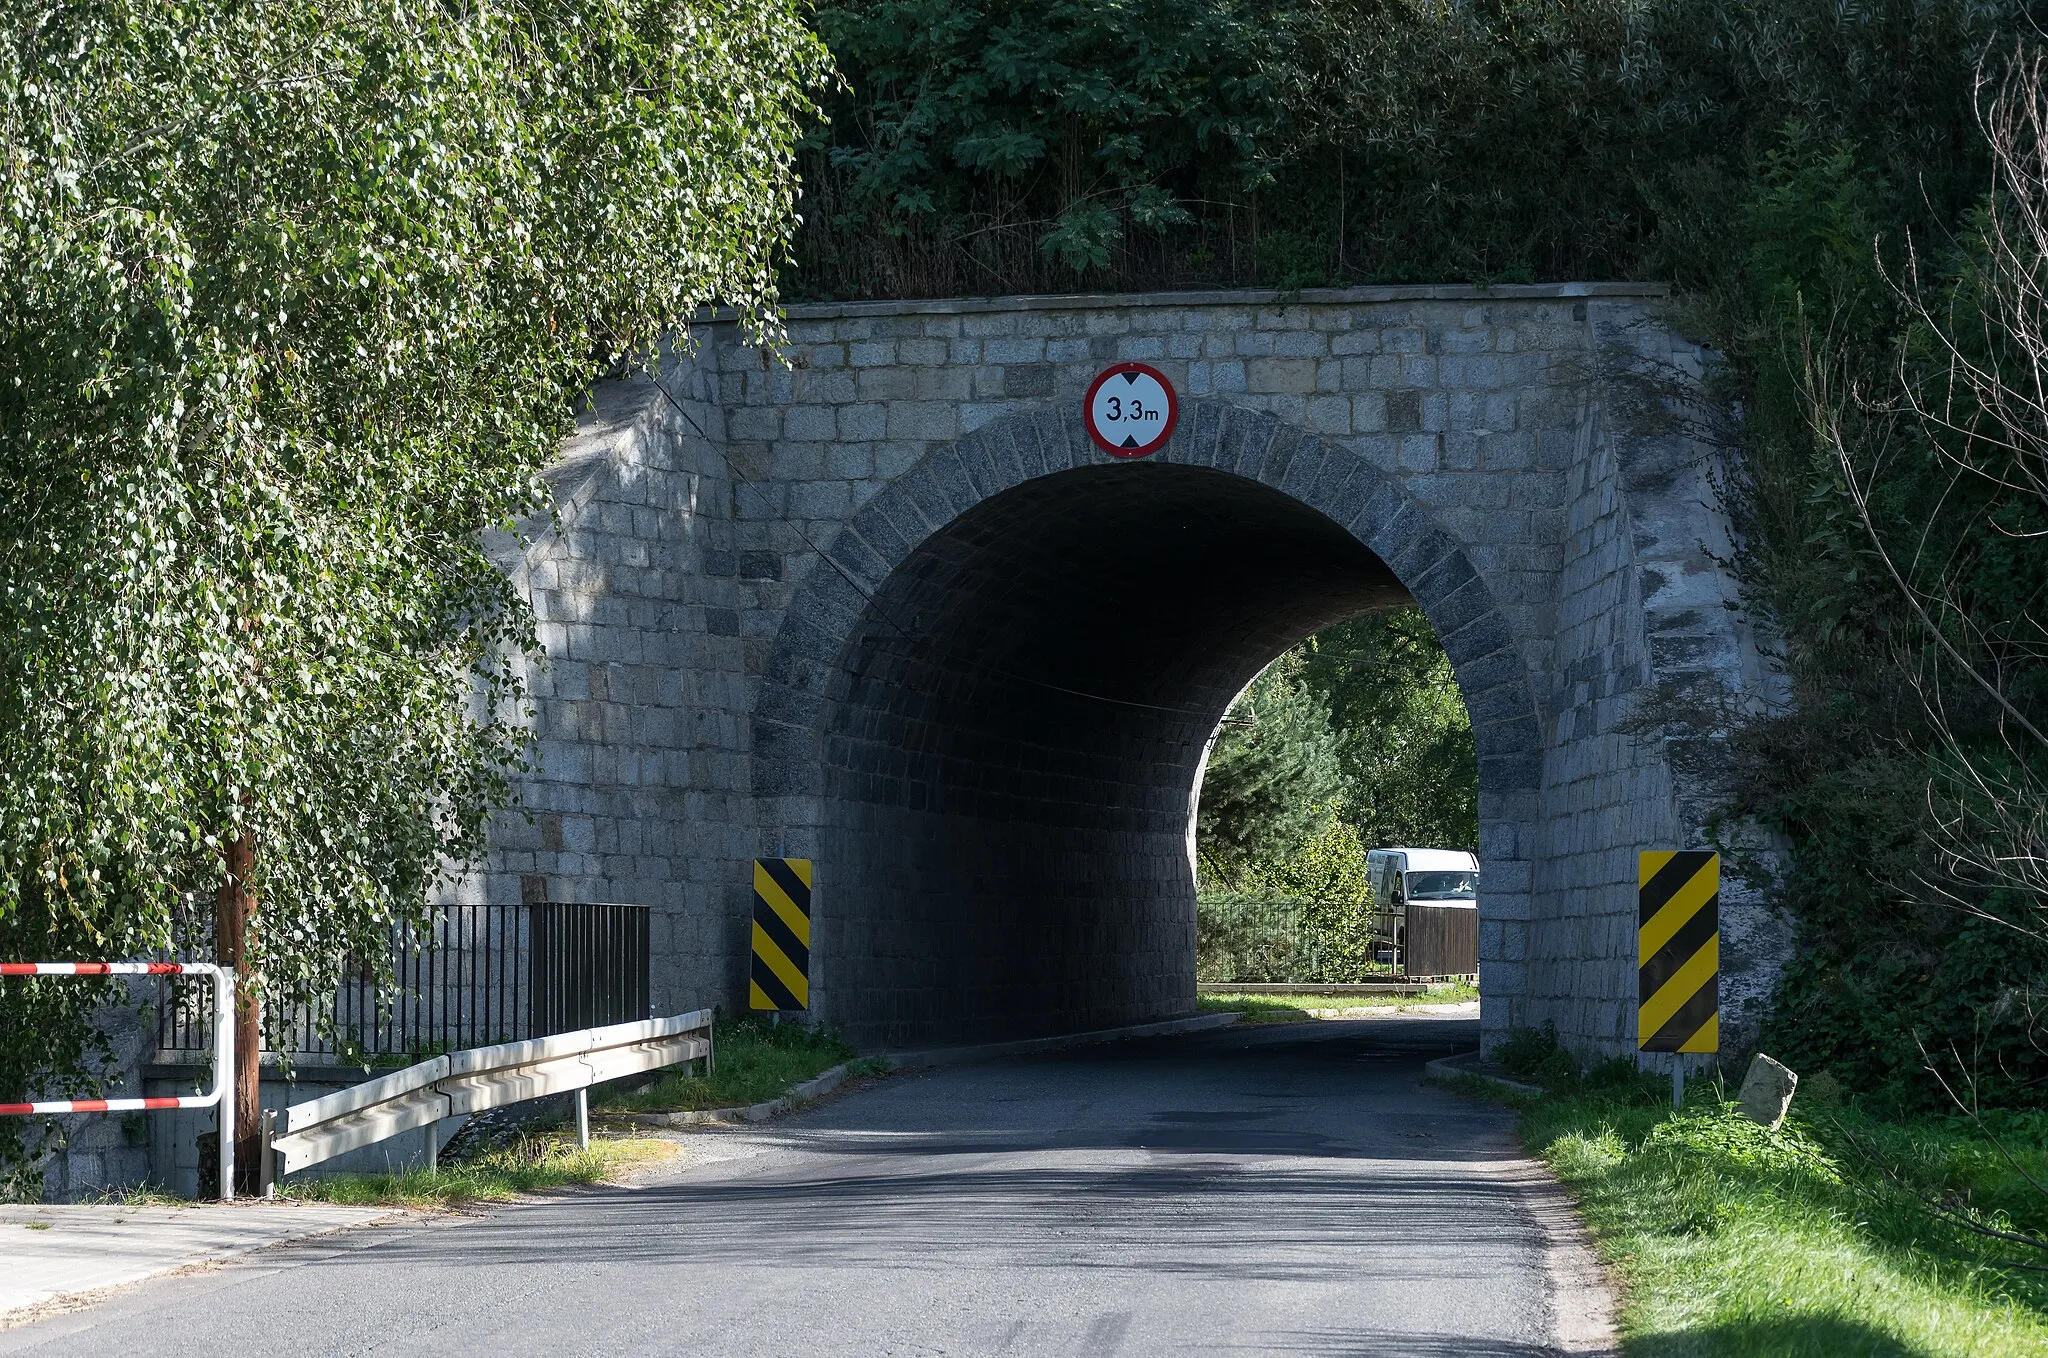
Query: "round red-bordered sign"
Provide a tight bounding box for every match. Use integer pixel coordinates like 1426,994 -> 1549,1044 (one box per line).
1083,362 -> 1178,458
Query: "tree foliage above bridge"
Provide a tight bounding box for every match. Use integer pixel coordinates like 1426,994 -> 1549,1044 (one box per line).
793,0 -> 2012,298
0,0 -> 827,1112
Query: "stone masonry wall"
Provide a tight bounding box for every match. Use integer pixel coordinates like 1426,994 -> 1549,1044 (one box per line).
1537,410 -> 1679,1050
465,359 -> 755,1016
468,284 -> 1770,1056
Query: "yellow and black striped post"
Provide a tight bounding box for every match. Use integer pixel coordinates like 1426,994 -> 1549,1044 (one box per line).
750,857 -> 811,1012
1638,850 -> 1719,1058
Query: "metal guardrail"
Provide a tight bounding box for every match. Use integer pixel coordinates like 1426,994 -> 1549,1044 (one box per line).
266,1009 -> 713,1185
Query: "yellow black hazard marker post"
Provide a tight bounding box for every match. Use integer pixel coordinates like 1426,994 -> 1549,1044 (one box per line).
751,857 -> 811,1013
1638,850 -> 1718,1107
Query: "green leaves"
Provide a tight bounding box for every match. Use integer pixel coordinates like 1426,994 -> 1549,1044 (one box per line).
1198,650 -> 1348,885
0,0 -> 827,1105
802,0 -> 1283,291
1197,608 -> 1477,898
1039,201 -> 1120,271
791,0 -> 2021,295
1303,607 -> 1479,856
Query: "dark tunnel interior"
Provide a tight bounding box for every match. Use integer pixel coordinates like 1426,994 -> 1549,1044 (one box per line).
817,462 -> 1416,1046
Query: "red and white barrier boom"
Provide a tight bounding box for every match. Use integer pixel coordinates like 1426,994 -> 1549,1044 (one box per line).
0,962 -> 237,1199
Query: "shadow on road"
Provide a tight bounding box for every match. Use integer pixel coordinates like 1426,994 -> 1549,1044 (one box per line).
299,1013 -> 1529,1290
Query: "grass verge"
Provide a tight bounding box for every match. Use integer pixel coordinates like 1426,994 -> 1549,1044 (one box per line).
1199,980 -> 1479,1024
1483,1035 -> 2048,1357
591,1015 -> 880,1113
284,1131 -> 675,1209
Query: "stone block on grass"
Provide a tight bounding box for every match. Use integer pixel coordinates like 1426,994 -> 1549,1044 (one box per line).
1737,1052 -> 1798,1130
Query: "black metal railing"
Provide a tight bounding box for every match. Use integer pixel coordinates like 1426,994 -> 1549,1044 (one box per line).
156,902 -> 650,1061
531,901 -> 650,1036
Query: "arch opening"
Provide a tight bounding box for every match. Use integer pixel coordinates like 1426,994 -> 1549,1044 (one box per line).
815,462 -> 1421,1046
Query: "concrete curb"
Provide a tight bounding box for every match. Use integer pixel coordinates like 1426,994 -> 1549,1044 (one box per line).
611,1061 -> 863,1129
610,1011 -> 1243,1129
1424,1049 -> 1546,1097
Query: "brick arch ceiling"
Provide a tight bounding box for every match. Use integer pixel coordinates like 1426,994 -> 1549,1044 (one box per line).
753,402 -> 1541,1047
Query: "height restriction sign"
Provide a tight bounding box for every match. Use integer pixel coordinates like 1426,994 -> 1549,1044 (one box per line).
1084,362 -> 1178,457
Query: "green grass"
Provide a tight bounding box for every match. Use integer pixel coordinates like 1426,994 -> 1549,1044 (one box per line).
1491,1055 -> 2048,1357
591,1015 -> 874,1113
283,1131 -> 675,1209
1199,980 -> 1479,1024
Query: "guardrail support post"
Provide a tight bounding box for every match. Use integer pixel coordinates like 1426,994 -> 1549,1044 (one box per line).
424,1118 -> 439,1173
259,1109 -> 276,1199
574,1088 -> 589,1150
215,963 -> 236,1201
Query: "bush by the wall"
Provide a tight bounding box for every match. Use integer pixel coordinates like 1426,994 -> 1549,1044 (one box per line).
1195,892 -> 1386,983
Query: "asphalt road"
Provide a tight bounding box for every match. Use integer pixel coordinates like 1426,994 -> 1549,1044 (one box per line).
4,1015 -> 1610,1357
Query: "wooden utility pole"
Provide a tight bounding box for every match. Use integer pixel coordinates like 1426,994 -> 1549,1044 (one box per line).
215,830 -> 260,1196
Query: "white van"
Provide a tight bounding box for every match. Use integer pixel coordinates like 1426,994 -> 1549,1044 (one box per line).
1367,848 -> 1480,977
1366,847 -> 1480,909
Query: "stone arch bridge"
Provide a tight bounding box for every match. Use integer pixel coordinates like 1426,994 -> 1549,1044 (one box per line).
476,283 -> 1784,1058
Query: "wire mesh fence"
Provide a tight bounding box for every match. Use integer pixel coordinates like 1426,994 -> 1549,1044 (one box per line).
156,902 -> 650,1061
1195,894 -> 1478,983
